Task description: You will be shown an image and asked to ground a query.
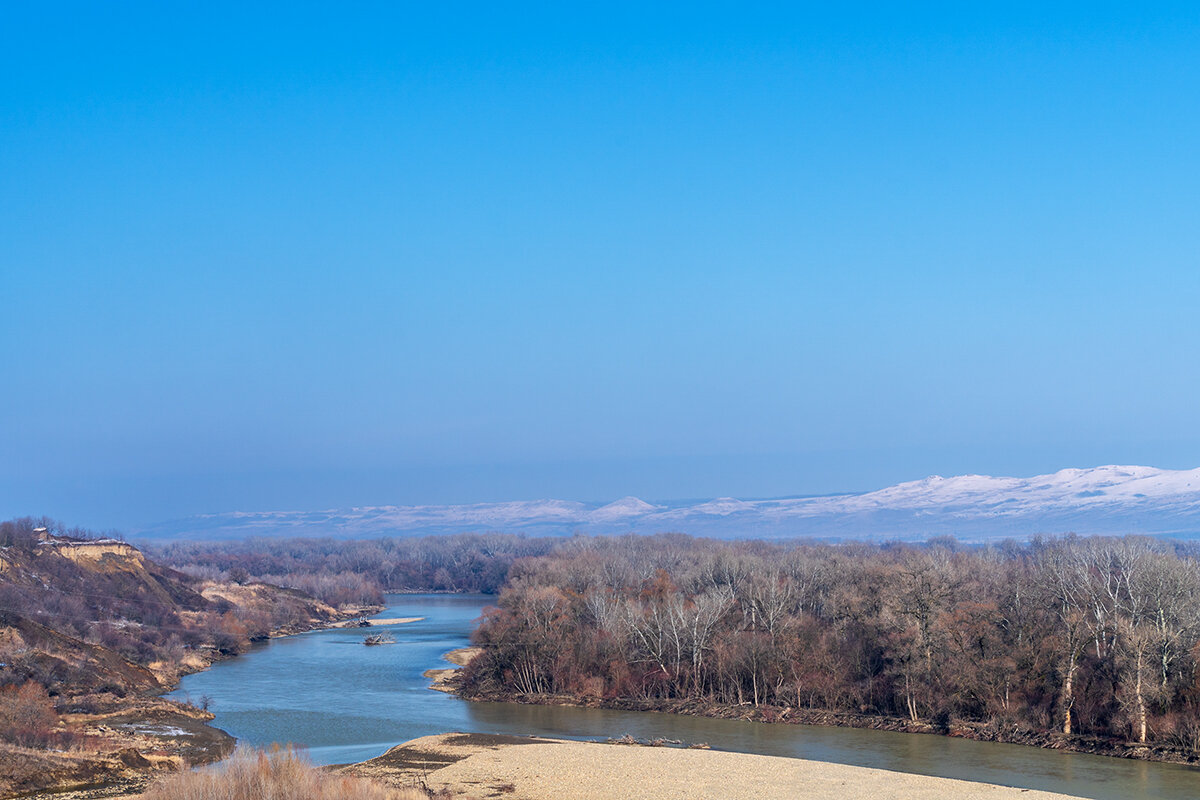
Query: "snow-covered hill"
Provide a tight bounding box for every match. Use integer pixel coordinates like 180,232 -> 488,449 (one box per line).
136,465 -> 1200,542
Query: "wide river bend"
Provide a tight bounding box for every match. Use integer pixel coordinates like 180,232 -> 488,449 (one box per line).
169,594 -> 1200,800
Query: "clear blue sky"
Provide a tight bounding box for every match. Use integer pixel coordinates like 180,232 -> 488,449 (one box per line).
3,3 -> 1199,529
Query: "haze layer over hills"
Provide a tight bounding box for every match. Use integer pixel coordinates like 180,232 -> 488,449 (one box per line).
138,465 -> 1200,542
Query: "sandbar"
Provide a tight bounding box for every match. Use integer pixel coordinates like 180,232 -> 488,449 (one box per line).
327,616 -> 424,628
342,732 -> 1088,800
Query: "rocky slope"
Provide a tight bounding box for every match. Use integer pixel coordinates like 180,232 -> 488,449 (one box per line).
0,518 -> 362,798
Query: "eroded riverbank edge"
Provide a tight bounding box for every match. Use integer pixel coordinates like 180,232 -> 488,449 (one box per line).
4,602 -> 387,800
456,690 -> 1200,766
339,732 -> 1089,800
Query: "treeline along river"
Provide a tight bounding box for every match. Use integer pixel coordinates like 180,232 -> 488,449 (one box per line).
169,594 -> 1200,800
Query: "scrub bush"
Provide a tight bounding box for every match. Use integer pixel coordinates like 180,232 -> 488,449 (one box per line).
141,746 -> 434,800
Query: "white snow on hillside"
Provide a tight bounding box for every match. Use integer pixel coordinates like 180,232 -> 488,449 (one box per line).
589,497 -> 662,522
670,497 -> 757,517
138,465 -> 1200,542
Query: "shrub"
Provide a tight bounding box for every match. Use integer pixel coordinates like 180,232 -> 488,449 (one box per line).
0,681 -> 57,747
140,746 -> 433,800
1159,712 -> 1200,753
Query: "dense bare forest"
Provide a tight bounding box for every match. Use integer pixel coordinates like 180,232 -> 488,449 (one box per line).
155,528 -> 1200,754
151,533 -> 556,604
459,534 -> 1200,754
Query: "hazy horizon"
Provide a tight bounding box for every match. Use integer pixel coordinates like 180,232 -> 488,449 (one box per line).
23,460 -> 1200,537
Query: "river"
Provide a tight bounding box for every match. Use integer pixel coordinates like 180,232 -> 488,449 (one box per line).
168,594 -> 1200,799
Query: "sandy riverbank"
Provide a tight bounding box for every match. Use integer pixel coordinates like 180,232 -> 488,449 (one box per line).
326,616 -> 424,628
422,646 -> 482,692
341,732 -> 1088,800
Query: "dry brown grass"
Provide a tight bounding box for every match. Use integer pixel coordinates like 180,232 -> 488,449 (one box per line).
140,746 -> 431,800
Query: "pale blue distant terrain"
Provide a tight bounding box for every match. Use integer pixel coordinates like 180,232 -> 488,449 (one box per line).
137,465 -> 1200,542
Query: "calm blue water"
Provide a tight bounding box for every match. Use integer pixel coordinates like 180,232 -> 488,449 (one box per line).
169,594 -> 1200,799
169,594 -> 490,764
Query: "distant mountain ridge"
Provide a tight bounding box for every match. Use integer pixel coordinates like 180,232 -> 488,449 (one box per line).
136,464 -> 1200,542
